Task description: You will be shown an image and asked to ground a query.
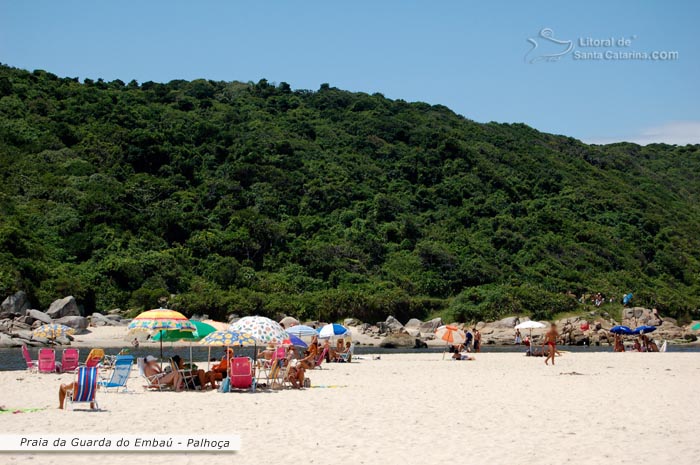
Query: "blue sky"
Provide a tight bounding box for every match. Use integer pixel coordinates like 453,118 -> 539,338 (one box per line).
1,0 -> 698,144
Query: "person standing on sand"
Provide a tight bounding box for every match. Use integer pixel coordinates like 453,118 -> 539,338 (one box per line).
473,328 -> 482,352
514,329 -> 522,345
543,323 -> 559,366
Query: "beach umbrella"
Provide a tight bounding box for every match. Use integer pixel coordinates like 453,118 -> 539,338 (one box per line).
610,325 -> 634,335
199,330 -> 257,347
318,323 -> 349,339
199,330 -> 257,372
33,324 -> 75,341
632,325 -> 657,335
282,334 -> 308,348
201,319 -> 230,332
229,316 -> 288,345
435,325 -> 466,359
151,320 -> 217,366
514,320 -> 547,349
280,316 -> 299,327
286,325 -> 319,338
127,309 -> 195,359
151,320 -> 216,342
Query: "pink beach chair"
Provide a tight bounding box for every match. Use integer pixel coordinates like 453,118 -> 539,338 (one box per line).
313,347 -> 328,369
38,348 -> 57,373
60,348 -> 80,372
229,357 -> 256,392
21,345 -> 37,373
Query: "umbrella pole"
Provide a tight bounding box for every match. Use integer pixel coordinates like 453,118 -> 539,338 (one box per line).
207,347 -> 211,371
160,330 -> 164,369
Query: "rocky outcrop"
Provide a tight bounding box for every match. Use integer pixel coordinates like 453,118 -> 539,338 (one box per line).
419,318 -> 443,337
384,316 -> 404,333
46,296 -> 81,319
344,317 -> 362,327
1,291 -> 30,315
53,315 -> 89,332
379,332 -> 418,348
24,309 -> 52,325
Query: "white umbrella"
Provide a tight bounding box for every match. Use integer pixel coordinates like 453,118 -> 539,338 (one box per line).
285,325 -> 319,338
435,325 -> 466,359
515,321 -> 546,352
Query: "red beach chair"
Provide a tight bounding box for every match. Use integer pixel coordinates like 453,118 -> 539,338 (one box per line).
60,348 -> 80,372
38,348 -> 57,373
229,357 -> 256,392
21,345 -> 38,373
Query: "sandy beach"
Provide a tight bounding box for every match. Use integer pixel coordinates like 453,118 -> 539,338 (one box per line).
1,351 -> 698,465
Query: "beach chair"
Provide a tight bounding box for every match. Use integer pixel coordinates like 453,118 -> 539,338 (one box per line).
84,348 -> 105,368
21,345 -> 38,373
60,348 -> 80,373
137,357 -> 171,391
229,357 -> 256,392
67,366 -> 99,411
339,343 -> 355,363
38,348 -> 58,373
98,355 -> 133,392
313,347 -> 328,369
171,358 -> 199,391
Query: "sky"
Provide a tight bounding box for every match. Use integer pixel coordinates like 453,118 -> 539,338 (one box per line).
1,0 -> 699,145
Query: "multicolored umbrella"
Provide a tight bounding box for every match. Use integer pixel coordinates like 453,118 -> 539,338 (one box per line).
199,331 -> 257,347
229,316 -> 288,344
33,324 -> 75,340
127,309 -> 196,332
318,323 -> 349,339
127,309 -> 196,359
151,320 -> 216,342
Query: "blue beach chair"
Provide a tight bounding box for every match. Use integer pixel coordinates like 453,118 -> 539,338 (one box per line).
98,355 -> 134,392
67,366 -> 99,411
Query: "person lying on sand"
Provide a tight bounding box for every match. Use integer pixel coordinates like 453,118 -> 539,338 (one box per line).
452,351 -> 475,361
144,355 -> 183,391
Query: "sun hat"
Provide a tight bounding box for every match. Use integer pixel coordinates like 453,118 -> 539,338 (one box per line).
145,355 -> 157,362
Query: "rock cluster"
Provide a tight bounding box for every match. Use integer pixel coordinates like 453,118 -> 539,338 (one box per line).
0,292 -> 129,348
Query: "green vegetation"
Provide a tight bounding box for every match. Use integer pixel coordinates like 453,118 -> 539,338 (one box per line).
0,64 -> 699,323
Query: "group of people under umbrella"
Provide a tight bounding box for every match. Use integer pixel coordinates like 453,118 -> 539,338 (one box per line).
610,325 -> 662,352
126,309 -> 354,391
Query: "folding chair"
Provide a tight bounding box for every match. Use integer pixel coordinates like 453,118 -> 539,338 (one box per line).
67,366 -> 99,411
98,355 -> 134,392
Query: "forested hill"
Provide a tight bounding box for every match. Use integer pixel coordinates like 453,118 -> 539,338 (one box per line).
0,64 -> 698,323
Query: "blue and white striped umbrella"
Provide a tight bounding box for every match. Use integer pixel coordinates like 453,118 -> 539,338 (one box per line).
286,325 -> 319,338
318,323 -> 349,338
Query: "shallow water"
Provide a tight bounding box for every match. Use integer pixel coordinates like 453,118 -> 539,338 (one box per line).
2,343 -> 698,371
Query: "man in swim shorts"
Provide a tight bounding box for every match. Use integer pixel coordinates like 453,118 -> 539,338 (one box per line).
543,323 -> 559,366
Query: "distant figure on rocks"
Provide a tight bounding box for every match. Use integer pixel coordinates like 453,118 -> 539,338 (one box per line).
543,324 -> 559,366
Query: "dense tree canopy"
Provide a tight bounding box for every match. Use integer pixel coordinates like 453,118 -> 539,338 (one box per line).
0,64 -> 698,323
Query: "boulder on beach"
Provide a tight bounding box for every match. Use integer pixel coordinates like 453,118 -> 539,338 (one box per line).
385,316 -> 404,333
25,309 -> 52,325
344,317 -> 362,327
419,317 -> 442,335
53,315 -> 89,332
1,291 -> 30,315
46,296 -> 81,319
0,332 -> 22,347
379,332 -> 416,348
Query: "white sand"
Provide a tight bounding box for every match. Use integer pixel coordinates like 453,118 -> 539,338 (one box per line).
1,352 -> 698,465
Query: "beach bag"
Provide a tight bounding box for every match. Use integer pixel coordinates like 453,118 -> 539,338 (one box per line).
219,377 -> 230,392
303,378 -> 311,388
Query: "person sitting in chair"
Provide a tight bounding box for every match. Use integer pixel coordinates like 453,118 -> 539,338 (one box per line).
173,355 -> 217,390
143,355 -> 183,391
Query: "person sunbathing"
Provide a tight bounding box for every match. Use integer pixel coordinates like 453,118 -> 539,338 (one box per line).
210,348 -> 234,382
285,349 -> 306,388
143,356 -> 183,391
58,381 -> 94,409
452,351 -> 475,361
173,355 -> 217,390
